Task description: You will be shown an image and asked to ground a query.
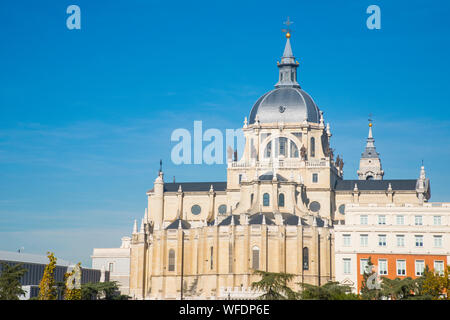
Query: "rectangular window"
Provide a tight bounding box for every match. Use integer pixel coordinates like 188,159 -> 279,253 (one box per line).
312,173 -> 318,183
378,234 -> 387,247
396,235 -> 405,247
434,216 -> 442,226
343,234 -> 351,247
279,137 -> 287,156
415,235 -> 424,247
252,248 -> 260,270
343,258 -> 351,275
396,215 -> 404,225
378,215 -> 386,225
210,246 -> 214,270
397,260 -> 406,276
415,260 -> 425,276
434,235 -> 443,248
360,215 -> 368,225
360,234 -> 368,247
360,259 -> 369,275
415,215 -> 423,226
434,261 -> 444,275
229,243 -> 233,273
379,259 -> 388,275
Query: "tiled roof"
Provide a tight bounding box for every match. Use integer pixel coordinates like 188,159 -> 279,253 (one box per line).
166,219 -> 191,230
334,179 -> 417,191
162,182 -> 227,192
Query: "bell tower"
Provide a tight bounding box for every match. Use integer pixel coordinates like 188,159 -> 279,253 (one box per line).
357,120 -> 384,180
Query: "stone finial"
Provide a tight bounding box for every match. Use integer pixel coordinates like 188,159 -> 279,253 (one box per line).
353,183 -> 359,192
230,215 -> 234,226
297,216 -> 302,226
262,214 -> 266,225
139,218 -> 145,233
144,208 -> 148,222
132,219 -> 138,234
420,165 -> 426,180
178,219 -> 182,229
209,184 -> 214,193
387,183 -> 393,192
178,184 -> 182,193
244,117 -> 248,128
312,216 -> 318,227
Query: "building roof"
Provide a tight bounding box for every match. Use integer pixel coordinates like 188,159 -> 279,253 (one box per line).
334,179 -> 417,191
218,215 -> 241,226
258,172 -> 288,181
249,87 -> 320,125
248,213 -> 276,225
166,219 -> 191,230
162,182 -> 227,192
0,250 -> 72,266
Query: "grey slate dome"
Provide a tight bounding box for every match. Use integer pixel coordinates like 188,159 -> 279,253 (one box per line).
249,87 -> 320,124
248,37 -> 321,125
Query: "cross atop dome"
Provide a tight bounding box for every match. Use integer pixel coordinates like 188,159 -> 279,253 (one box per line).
282,16 -> 294,39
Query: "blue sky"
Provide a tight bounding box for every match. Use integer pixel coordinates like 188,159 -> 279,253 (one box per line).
0,0 -> 449,266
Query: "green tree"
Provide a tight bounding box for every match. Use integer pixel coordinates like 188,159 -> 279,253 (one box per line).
38,252 -> 57,300
0,262 -> 28,300
81,281 -> 129,300
422,265 -> 450,300
251,270 -> 298,300
380,277 -> 418,300
300,281 -> 359,300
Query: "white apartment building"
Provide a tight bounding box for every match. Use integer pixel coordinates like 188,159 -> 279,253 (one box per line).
92,236 -> 131,295
335,202 -> 450,293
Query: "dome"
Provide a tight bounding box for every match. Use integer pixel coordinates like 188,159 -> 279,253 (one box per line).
248,87 -> 320,124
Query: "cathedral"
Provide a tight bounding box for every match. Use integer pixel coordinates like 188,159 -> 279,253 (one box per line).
120,33 -> 431,299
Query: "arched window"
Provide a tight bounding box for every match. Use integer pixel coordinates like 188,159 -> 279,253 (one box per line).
252,246 -> 260,270
168,249 -> 175,271
263,193 -> 270,207
279,137 -> 287,156
290,141 -> 299,158
264,141 -> 272,158
302,247 -> 309,270
310,137 -> 315,157
278,193 -> 285,207
210,246 -> 214,270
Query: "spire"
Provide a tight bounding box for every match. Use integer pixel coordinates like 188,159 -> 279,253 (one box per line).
275,18 -> 300,88
357,119 -> 384,180
139,218 -> 145,233
416,163 -> 430,202
132,219 -> 138,234
420,164 -> 426,180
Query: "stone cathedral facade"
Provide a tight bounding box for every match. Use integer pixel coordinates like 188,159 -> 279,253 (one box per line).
120,35 -> 431,300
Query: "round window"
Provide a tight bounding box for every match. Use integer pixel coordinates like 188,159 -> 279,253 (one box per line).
218,204 -> 227,215
338,204 -> 345,215
191,205 -> 201,215
309,201 -> 321,213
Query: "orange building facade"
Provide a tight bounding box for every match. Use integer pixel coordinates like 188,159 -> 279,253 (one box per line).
356,253 -> 447,292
